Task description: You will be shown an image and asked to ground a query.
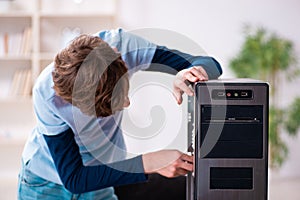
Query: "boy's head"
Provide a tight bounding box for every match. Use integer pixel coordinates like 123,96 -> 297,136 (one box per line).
52,34 -> 129,117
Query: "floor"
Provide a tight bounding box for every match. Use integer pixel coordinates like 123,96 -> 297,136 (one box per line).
0,140 -> 299,200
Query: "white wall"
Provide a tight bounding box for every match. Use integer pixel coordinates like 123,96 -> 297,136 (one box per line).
117,0 -> 300,178
118,0 -> 300,76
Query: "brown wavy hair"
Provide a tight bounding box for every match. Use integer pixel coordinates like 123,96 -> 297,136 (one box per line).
52,34 -> 128,117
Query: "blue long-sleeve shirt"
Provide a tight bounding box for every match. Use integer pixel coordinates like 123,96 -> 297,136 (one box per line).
21,28 -> 222,195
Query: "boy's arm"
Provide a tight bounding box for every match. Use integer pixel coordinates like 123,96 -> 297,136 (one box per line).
43,128 -> 147,194
150,45 -> 222,104
44,128 -> 193,194
150,45 -> 222,79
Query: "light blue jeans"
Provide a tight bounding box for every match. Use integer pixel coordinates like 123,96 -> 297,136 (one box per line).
17,162 -> 118,200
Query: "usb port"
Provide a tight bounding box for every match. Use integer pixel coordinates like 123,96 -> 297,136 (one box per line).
217,91 -> 225,97
241,92 -> 248,97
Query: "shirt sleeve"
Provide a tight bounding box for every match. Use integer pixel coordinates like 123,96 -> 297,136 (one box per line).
150,45 -> 222,79
44,128 -> 147,194
97,28 -> 157,75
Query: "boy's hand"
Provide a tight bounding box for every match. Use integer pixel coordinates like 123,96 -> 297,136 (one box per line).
173,66 -> 208,104
142,150 -> 193,178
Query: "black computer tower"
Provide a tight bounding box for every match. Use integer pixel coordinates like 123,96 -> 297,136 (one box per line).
187,79 -> 269,200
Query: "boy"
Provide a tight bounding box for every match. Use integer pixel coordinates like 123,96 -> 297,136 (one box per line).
18,28 -> 222,199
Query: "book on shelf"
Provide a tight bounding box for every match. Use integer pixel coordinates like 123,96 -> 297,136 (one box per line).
0,33 -> 3,55
22,69 -> 32,96
10,68 -> 32,97
3,33 -> 9,55
20,27 -> 32,56
0,27 -> 32,56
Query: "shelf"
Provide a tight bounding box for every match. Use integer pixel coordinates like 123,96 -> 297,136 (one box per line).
0,55 -> 32,61
39,12 -> 115,18
39,0 -> 116,16
0,12 -> 33,18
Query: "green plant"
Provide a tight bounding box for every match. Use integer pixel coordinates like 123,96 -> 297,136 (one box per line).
229,26 -> 300,168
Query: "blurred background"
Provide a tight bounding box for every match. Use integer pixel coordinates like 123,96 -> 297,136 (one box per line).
0,0 -> 299,199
